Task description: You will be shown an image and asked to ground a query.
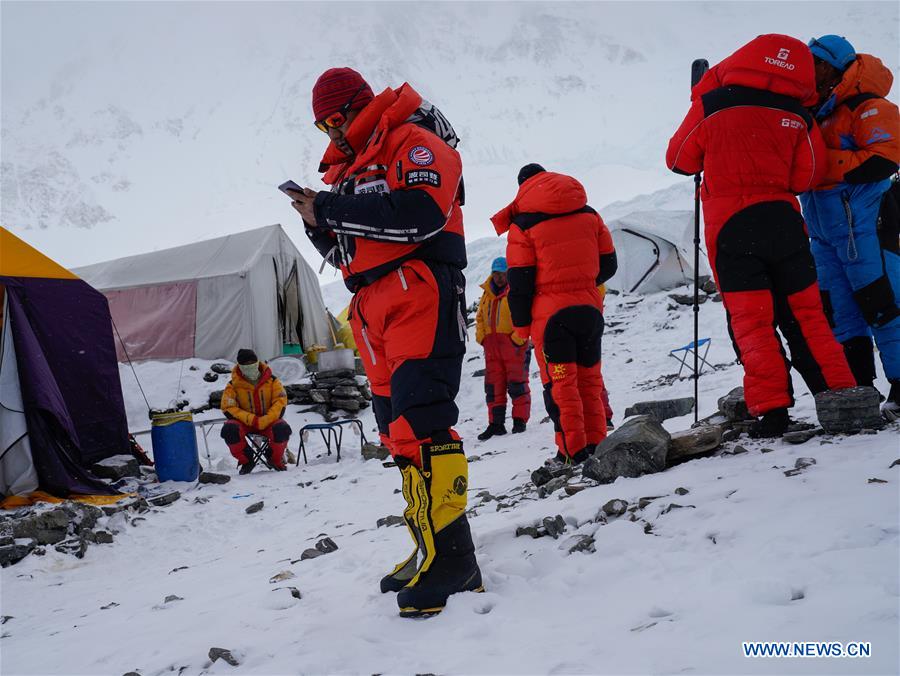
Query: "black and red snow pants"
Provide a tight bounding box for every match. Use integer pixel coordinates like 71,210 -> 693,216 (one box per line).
708,200 -> 856,415
482,334 -> 531,425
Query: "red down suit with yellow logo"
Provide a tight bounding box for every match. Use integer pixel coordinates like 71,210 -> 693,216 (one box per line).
491,171 -> 617,459
666,34 -> 855,416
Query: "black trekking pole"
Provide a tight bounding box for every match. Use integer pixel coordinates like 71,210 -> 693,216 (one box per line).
690,58 -> 708,424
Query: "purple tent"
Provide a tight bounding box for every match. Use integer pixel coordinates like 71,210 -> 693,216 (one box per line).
1,228 -> 126,497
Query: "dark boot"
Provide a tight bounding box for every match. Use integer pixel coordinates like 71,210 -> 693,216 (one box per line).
477,423 -> 506,441
511,418 -> 527,433
397,515 -> 483,617
842,336 -> 876,388
749,407 -> 790,438
238,446 -> 255,474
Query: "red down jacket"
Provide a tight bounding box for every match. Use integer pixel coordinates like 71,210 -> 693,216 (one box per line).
308,84 -> 466,292
491,170 -> 616,457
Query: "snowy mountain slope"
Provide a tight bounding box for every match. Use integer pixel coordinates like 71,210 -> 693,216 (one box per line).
3,2 -> 897,280
2,285 -> 898,675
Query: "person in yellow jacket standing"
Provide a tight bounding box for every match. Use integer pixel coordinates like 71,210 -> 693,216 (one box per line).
475,257 -> 531,440
220,349 -> 291,473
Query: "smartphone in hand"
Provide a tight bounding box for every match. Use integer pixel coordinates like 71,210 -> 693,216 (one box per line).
278,180 -> 305,197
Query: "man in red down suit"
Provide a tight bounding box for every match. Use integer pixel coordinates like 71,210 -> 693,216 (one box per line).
287,68 -> 481,617
666,34 -> 856,437
492,164 -> 618,465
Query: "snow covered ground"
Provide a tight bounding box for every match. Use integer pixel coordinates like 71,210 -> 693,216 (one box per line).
2,288 -> 898,675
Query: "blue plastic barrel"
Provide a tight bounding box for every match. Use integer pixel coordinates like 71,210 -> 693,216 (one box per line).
150,411 -> 199,482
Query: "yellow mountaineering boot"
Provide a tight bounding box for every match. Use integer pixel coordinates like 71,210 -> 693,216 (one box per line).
395,439 -> 483,617
379,461 -> 422,593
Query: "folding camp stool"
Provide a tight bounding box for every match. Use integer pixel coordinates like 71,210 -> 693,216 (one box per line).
242,433 -> 277,472
296,419 -> 368,465
669,338 -> 713,378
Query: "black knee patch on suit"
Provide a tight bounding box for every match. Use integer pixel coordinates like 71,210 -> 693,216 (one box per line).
852,275 -> 899,327
372,394 -> 392,436
542,305 -> 604,367
391,355 -> 462,439
271,420 -> 292,443
484,382 -> 496,404
508,381 -> 527,398
715,201 -> 816,295
877,184 -> 900,255
542,383 -> 562,432
220,421 -> 241,443
842,336 -> 876,386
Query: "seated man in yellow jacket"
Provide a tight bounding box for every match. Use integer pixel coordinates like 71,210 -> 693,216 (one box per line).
220,349 -> 291,473
475,257 -> 532,440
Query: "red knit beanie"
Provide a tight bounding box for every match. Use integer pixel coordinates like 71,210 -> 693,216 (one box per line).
312,67 -> 374,121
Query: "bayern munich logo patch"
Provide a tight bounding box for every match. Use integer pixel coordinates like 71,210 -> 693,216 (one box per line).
408,146 -> 434,166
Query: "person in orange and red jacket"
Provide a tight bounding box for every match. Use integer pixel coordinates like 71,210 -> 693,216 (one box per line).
491,164 -> 617,465
220,349 -> 291,474
286,68 -> 481,617
799,35 -> 900,420
666,34 -> 857,438
475,256 -> 531,440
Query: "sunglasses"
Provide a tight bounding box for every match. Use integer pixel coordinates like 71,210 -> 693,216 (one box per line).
314,83 -> 367,133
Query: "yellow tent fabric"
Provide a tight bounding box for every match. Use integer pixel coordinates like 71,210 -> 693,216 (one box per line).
0,227 -> 77,280
336,306 -> 357,353
1,490 -> 134,510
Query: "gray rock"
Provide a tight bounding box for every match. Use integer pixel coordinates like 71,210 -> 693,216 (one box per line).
148,492 -> 180,507
624,397 -> 695,422
675,487 -> 690,496
12,508 -> 70,545
783,429 -> 818,445
310,389 -> 331,403
331,398 -> 361,413
718,387 -> 753,422
377,515 -> 404,528
638,495 -> 664,509
208,390 -> 224,407
54,536 -> 88,558
203,372 -> 219,383
601,499 -> 628,517
300,548 -> 324,560
91,455 -> 141,481
199,471 -> 231,485
700,278 -> 718,294
210,363 -> 232,375
582,416 -> 670,484
815,386 -> 884,433
315,537 -> 338,554
542,515 -> 567,539
64,503 -> 104,535
531,467 -> 554,487
722,429 -> 742,442
209,647 -> 240,666
668,293 -> 707,306
0,541 -> 36,567
564,534 -> 596,554
331,386 -> 361,399
361,443 -> 390,461
661,503 -> 694,515
472,368 -> 486,378
668,425 -> 723,461
727,444 -> 749,455
87,530 -> 114,544
245,501 -> 264,515
538,476 -> 567,498
515,525 -> 542,538
164,594 -> 183,603
795,457 -> 817,470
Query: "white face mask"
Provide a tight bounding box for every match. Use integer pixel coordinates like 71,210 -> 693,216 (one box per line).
239,362 -> 260,380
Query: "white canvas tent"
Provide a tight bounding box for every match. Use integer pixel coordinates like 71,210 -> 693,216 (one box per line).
75,224 -> 333,362
607,210 -> 708,294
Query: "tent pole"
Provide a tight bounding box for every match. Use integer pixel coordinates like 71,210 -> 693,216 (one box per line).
690,58 -> 708,425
